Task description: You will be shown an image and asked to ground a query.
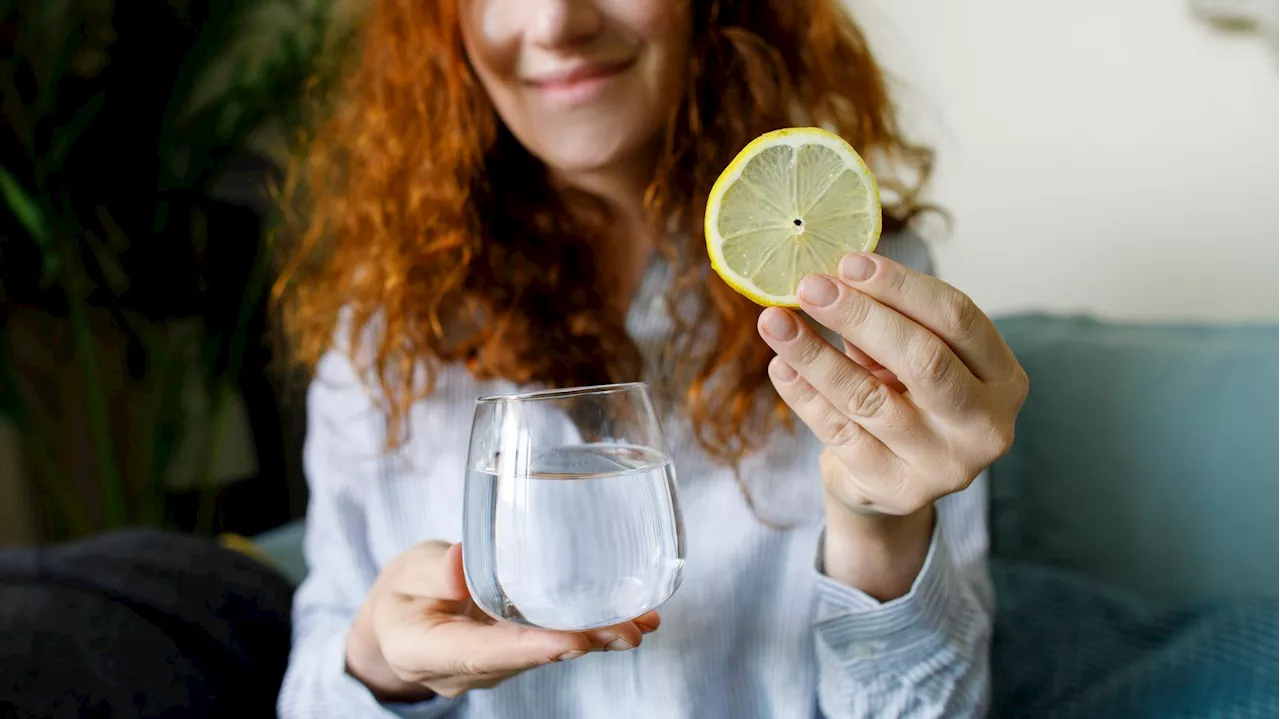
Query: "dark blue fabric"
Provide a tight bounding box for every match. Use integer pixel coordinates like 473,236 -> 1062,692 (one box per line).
991,559 -> 1278,718
0,529 -> 293,719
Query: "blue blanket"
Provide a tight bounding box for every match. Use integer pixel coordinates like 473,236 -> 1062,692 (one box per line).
991,560 -> 1278,718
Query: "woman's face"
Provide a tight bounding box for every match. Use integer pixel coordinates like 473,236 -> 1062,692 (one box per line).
461,0 -> 690,176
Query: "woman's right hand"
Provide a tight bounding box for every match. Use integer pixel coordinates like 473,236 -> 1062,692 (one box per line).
345,541 -> 661,701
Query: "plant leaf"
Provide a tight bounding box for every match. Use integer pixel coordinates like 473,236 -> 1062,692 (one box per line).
0,165 -> 60,287
0,166 -> 46,240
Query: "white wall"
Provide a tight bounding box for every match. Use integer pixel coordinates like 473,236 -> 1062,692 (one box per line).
854,0 -> 1278,322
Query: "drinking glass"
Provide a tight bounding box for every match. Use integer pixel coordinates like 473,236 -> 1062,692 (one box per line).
462,382 -> 685,631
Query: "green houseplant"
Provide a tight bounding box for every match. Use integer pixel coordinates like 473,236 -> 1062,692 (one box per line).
0,0 -> 337,539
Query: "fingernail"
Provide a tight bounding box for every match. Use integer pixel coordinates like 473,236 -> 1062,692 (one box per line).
769,357 -> 797,381
798,275 -> 838,307
606,639 -> 635,652
761,308 -> 798,341
558,650 -> 586,661
839,253 -> 876,282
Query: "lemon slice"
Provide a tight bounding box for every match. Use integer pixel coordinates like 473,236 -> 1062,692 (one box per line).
705,127 -> 882,307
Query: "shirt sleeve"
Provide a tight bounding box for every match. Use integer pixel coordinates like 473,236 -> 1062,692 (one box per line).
811,473 -> 994,718
277,349 -> 460,719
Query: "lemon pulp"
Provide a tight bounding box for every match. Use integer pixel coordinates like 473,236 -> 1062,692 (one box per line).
705,127 -> 882,307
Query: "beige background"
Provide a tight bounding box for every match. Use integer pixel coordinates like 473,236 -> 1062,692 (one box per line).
855,0 -> 1278,321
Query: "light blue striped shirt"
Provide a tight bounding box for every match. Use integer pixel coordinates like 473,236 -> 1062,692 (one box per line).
279,233 -> 992,719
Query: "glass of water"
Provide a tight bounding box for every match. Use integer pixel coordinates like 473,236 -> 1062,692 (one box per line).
462,382 -> 685,632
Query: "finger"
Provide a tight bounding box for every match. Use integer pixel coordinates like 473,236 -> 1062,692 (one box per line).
586,612 -> 663,650
843,340 -> 905,393
587,620 -> 646,651
794,275 -> 980,414
374,594 -> 593,690
759,307 -> 920,445
767,356 -> 903,476
836,252 -> 1018,383
633,611 -> 661,634
418,614 -> 594,675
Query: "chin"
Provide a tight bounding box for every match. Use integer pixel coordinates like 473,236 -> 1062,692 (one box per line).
541,149 -> 628,174
529,122 -> 656,175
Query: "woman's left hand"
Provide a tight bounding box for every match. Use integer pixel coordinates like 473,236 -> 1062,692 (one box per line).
757,251 -> 1028,595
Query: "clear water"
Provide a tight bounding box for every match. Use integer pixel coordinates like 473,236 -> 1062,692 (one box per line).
463,444 -> 685,631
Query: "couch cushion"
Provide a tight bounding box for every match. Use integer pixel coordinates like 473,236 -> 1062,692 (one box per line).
990,314 -> 1278,602
990,559 -> 1278,717
253,521 -> 309,585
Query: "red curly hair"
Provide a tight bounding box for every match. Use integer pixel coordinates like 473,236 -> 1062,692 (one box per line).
275,0 -> 933,464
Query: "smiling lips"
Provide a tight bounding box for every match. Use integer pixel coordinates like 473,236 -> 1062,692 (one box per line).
525,58 -> 636,106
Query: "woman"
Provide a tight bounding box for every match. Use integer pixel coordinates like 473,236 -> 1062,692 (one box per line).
275,0 -> 1028,717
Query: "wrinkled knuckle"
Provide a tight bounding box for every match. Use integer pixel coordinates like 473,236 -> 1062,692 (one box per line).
793,381 -> 824,413
845,378 -> 891,419
841,292 -> 874,326
913,340 -> 953,386
826,416 -> 865,447
950,294 -> 982,339
458,657 -> 490,678
793,334 -> 825,367
885,263 -> 909,294
780,377 -> 814,410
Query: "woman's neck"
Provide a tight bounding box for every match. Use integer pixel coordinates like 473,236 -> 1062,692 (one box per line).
550,149 -> 657,317
550,148 -> 653,228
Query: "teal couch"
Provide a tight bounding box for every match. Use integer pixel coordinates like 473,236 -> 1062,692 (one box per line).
989,314 -> 1277,602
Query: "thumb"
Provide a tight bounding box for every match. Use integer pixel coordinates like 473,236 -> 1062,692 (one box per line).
441,542 -> 468,600
395,541 -> 470,601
